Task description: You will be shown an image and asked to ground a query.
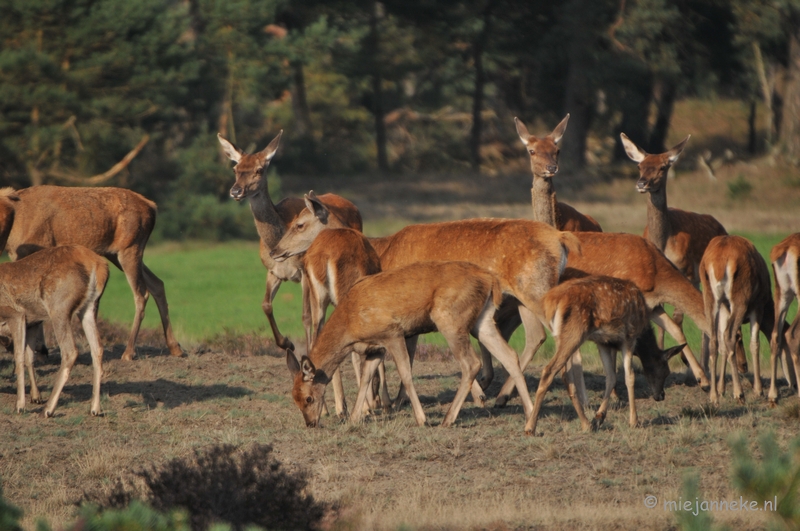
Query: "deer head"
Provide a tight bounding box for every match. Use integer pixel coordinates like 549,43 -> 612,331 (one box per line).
218,131 -> 282,201
620,133 -> 691,194
270,191 -> 339,262
515,114 -> 569,178
286,351 -> 327,427
636,326 -> 685,402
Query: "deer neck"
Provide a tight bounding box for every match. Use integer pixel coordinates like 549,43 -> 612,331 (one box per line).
531,175 -> 561,228
248,181 -> 285,250
644,188 -> 670,251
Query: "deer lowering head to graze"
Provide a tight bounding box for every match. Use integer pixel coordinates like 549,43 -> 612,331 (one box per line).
301,226 -> 390,415
529,275 -> 684,434
286,261 -> 538,433
0,245 -> 108,417
769,233 -> 800,404
515,115 -> 602,232
0,186 -> 181,361
619,133 -> 745,372
700,235 -> 774,405
218,132 -> 362,354
273,209 -> 582,405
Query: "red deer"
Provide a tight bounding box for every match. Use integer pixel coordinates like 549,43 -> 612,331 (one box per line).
515,115 -> 602,232
302,224 -> 390,415
0,187 -> 180,361
217,132 -> 362,355
286,261 -> 537,432
619,133 -> 747,373
1,245 -> 108,417
529,275 -> 684,434
768,233 -> 800,404
700,235 -> 773,405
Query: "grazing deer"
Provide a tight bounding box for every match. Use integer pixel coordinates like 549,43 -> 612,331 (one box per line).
286,261 -> 538,433
619,133 -> 747,374
768,233 -> 800,404
700,235 -> 774,405
0,245 -> 108,417
302,224 -> 391,415
529,275 -> 684,434
515,115 -> 602,232
217,132 -> 362,354
0,186 -> 180,361
271,202 -> 582,406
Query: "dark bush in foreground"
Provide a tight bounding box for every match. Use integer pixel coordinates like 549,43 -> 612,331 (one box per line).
92,444 -> 327,531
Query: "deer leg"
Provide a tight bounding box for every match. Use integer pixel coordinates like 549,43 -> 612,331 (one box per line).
24,332 -> 41,404
44,319 -> 81,418
393,335 -> 418,408
12,318 -> 27,413
385,337 -> 426,426
376,360 -> 391,413
349,353 -> 383,424
495,306 -> 547,407
528,335 -> 584,436
117,249 -> 149,362
141,264 -> 183,357
723,306 -> 747,403
709,308 -> 722,405
622,341 -> 639,428
593,345 -> 618,429
80,302 -> 105,416
440,331 -> 482,428
650,307 -> 709,388
750,315 -> 763,397
472,301 -> 533,429
262,271 -> 294,352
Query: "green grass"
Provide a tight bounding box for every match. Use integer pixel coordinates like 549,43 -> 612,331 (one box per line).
98,233 -> 797,360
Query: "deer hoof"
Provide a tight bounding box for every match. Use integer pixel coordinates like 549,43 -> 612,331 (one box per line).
768,399 -> 778,409
493,395 -> 509,408
169,345 -> 185,358
44,410 -> 53,418
121,351 -> 135,362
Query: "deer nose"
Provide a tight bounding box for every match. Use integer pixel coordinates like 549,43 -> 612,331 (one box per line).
270,248 -> 287,261
230,186 -> 244,200
636,179 -> 649,192
305,420 -> 317,428
654,391 -> 665,402
546,165 -> 558,174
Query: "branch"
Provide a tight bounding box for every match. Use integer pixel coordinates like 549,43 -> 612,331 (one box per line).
608,0 -> 630,53
47,134 -> 150,185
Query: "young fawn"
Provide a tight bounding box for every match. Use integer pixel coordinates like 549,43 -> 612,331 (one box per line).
529,275 -> 683,434
1,245 -> 108,417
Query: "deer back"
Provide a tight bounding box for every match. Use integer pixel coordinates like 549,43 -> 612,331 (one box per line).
8,186 -> 157,260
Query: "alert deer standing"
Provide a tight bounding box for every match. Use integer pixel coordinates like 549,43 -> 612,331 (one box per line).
515,115 -> 602,232
302,224 -> 391,414
619,133 -> 748,374
0,187 -> 180,361
0,245 -> 108,417
286,261 -> 538,433
530,275 -> 683,434
217,131 -> 362,354
700,235 -> 774,405
768,233 -> 800,404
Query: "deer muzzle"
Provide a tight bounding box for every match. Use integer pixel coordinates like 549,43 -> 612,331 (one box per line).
230,186 -> 245,201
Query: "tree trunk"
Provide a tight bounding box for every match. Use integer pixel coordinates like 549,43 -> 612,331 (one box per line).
647,78 -> 677,154
613,66 -> 652,161
470,1 -> 494,172
560,1 -> 594,172
369,3 -> 388,173
291,61 -> 313,136
748,99 -> 757,154
780,19 -> 800,163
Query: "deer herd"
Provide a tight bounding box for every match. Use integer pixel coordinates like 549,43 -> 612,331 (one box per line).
1,117 -> 799,436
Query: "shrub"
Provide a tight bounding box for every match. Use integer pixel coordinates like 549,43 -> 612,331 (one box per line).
0,482 -> 23,531
91,444 -> 328,531
727,174 -> 753,200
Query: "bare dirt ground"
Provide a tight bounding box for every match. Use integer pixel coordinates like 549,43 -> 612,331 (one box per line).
2,315 -> 799,531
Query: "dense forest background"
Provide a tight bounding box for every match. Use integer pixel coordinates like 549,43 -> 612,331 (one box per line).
1,0 -> 798,240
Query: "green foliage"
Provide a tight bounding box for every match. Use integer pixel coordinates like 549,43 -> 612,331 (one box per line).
727,173 -> 754,199
39,501 -> 194,531
89,444 -> 327,531
674,472 -> 724,531
731,432 -> 800,530
152,194 -> 257,242
0,481 -> 23,531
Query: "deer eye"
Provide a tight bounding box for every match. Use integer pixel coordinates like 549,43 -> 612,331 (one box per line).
305,396 -> 314,404
529,150 -> 535,155
296,223 -> 305,231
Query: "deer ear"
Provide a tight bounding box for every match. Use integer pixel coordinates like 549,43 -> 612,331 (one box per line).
217,134 -> 243,163
620,133 -> 647,163
663,344 -> 685,362
300,355 -> 316,381
549,114 -> 570,145
667,135 -> 691,164
304,191 -> 329,224
259,130 -> 283,164
286,351 -> 301,376
514,117 -> 531,146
